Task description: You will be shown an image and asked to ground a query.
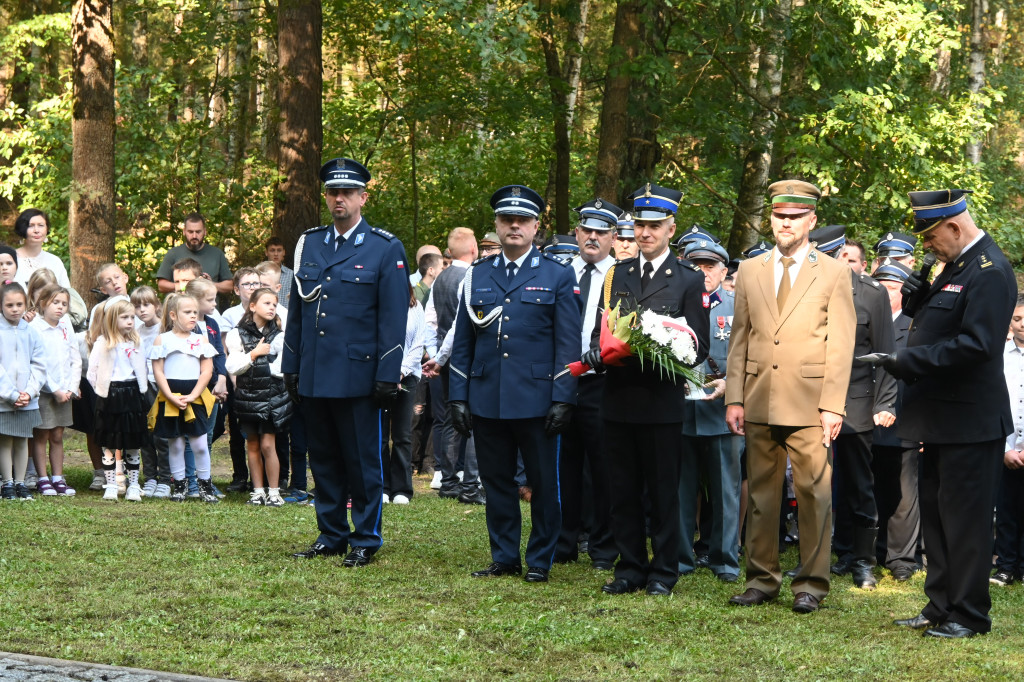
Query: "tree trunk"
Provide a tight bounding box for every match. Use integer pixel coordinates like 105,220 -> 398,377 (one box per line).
965,0 -> 988,164
273,0 -> 323,256
131,8 -> 149,106
539,0 -> 590,235
229,0 -> 253,173
259,23 -> 280,166
619,1 -> 666,196
593,1 -> 641,205
70,0 -> 116,302
727,0 -> 791,257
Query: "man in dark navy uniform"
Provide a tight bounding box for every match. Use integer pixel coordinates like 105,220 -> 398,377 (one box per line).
585,182 -> 710,596
283,157 -> 410,567
448,184 -> 581,583
878,189 -> 1016,638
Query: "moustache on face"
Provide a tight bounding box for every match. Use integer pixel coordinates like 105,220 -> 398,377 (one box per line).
585,239 -> 600,248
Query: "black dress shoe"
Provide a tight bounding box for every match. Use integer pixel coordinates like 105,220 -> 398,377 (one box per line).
342,547 -> 376,567
438,485 -> 460,499
292,542 -> 341,559
830,557 -> 851,576
225,478 -> 249,493
694,554 -> 710,569
471,562 -> 522,577
784,563 -> 803,578
891,565 -> 916,582
524,567 -> 549,582
924,622 -> 978,639
716,572 -> 739,584
792,592 -> 820,614
729,588 -> 774,606
457,488 -> 486,505
602,578 -> 641,594
592,559 -> 615,571
894,613 -> 933,629
646,580 -> 671,596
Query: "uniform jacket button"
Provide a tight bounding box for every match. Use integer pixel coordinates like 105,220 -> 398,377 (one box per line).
355,277 -> 360,282
502,353 -> 509,358
772,363 -> 778,369
774,339 -> 779,345
503,335 -> 508,340
503,316 -> 509,322
319,331 -> 325,336
320,313 -> 326,318
322,295 -> 327,300
505,298 -> 511,303
326,276 -> 331,281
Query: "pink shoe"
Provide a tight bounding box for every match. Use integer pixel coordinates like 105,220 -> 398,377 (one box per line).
36,478 -> 57,496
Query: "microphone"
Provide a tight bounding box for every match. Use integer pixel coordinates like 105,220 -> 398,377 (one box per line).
901,252 -> 936,318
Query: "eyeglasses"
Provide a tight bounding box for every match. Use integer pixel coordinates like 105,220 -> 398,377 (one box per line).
239,282 -> 261,289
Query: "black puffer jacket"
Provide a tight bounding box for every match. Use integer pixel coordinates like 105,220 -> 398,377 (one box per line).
234,320 -> 293,430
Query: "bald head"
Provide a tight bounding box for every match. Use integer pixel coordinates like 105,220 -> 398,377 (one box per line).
416,244 -> 442,263
447,227 -> 478,262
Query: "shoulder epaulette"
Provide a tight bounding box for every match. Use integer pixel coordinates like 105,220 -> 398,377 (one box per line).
303,224 -> 329,235
978,250 -> 995,270
615,256 -> 639,266
543,252 -> 571,266
371,227 -> 396,240
472,253 -> 500,266
677,257 -> 701,273
860,274 -> 880,287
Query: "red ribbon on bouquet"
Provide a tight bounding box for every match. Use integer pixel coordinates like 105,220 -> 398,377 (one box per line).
567,308 -> 633,376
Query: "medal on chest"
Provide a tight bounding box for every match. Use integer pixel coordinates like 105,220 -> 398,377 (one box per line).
714,315 -> 732,341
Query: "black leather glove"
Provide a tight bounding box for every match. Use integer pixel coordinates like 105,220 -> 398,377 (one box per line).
372,381 -> 399,408
544,402 -> 574,436
858,352 -> 900,377
450,401 -> 473,437
581,348 -> 605,373
284,373 -> 301,404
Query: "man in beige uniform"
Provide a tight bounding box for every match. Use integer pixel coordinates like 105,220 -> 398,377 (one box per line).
725,180 -> 856,613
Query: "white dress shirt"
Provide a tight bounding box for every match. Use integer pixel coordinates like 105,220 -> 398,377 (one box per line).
773,242 -> 812,295
1004,339 -> 1024,452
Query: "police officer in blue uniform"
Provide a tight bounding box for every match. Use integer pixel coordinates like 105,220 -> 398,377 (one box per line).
585,182 -> 711,596
448,184 -> 581,583
283,157 -> 410,567
876,189 -> 1017,638
872,231 -> 917,271
679,239 -> 743,583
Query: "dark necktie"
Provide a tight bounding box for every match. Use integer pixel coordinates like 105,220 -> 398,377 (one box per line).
579,263 -> 596,321
777,256 -> 795,310
641,261 -> 655,293
335,234 -> 345,252
506,262 -> 517,284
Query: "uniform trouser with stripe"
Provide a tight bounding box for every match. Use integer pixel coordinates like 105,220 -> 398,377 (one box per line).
305,396 -> 383,552
606,420 -> 684,588
473,416 -> 561,569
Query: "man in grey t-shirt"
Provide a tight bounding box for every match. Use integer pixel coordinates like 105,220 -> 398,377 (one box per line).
155,212 -> 233,294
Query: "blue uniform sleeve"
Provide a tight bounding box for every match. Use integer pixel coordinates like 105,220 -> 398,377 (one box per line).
282,236 -> 305,375
375,239 -> 411,384
552,264 -> 581,405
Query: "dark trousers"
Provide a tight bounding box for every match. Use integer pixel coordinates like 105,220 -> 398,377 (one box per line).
435,365 -> 478,491
995,465 -> 1024,575
606,420 -> 683,588
140,386 -> 171,485
473,416 -> 561,569
410,378 -> 433,472
381,375 -> 418,498
556,375 -> 616,564
919,439 -> 1002,634
276,411 -> 308,490
832,431 -> 877,559
679,433 -> 742,578
305,396 -> 384,552
873,444 -> 920,569
225,384 -> 248,482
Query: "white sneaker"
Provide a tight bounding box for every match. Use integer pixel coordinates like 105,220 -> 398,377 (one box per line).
90,470 -> 105,491
142,479 -> 158,497
25,470 -> 39,490
457,470 -> 464,482
102,484 -> 119,501
383,493 -> 390,504
430,471 -> 442,489
153,483 -> 171,499
125,484 -> 142,502
392,494 -> 410,505
265,489 -> 285,507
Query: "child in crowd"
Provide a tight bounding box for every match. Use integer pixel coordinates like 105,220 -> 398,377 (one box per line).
29,284 -> 81,496
255,261 -> 288,329
220,267 -> 260,491
171,257 -> 203,292
132,286 -> 172,498
993,294 -> 1024,586
184,278 -> 227,498
78,264 -> 132,490
0,282 -> 46,500
150,294 -> 218,503
0,245 -> 18,284
87,299 -> 150,501
226,287 -> 292,506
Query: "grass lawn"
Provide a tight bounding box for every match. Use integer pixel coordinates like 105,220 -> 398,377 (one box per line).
1,434 -> 1023,681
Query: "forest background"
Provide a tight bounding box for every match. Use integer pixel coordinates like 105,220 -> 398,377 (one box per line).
0,0 -> 1021,299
